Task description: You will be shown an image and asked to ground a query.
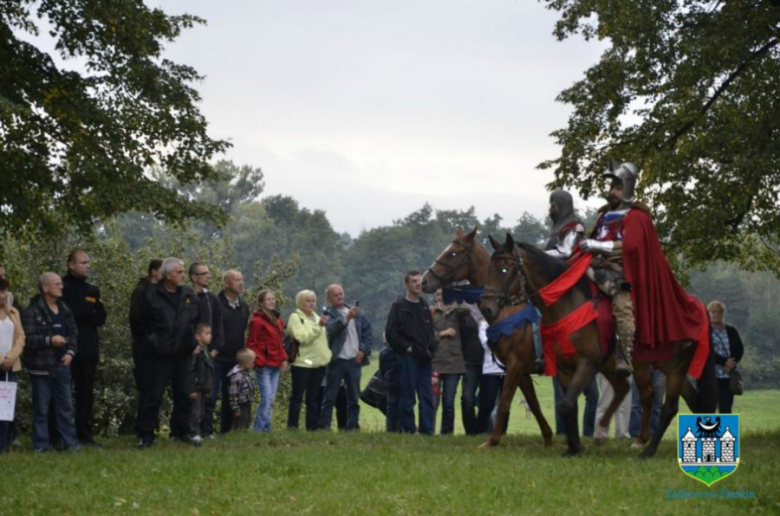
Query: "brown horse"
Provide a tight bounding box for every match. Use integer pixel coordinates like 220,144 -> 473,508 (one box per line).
481,233 -> 717,458
421,227 -> 553,448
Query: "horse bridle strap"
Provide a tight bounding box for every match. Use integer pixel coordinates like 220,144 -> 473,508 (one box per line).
425,239 -> 474,286
481,247 -> 528,308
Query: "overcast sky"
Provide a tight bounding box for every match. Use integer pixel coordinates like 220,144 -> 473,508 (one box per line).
153,0 -> 606,236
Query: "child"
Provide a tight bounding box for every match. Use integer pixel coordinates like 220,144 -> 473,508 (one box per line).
190,323 -> 215,440
228,348 -> 256,431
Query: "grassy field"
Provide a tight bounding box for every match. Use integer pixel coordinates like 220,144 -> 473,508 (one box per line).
3,365 -> 778,514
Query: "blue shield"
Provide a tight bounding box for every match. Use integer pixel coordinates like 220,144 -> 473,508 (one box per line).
678,413 -> 740,486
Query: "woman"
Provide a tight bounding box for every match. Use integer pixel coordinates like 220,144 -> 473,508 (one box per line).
246,289 -> 289,432
431,289 -> 466,435
708,300 -> 744,413
286,290 -> 332,430
0,277 -> 25,452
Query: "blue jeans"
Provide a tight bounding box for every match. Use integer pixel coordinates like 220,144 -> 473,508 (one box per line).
0,371 -> 17,452
553,376 -> 599,437
253,367 -> 281,432
320,359 -> 362,430
398,354 -> 434,435
437,374 -> 461,435
630,370 -> 665,437
30,366 -> 79,451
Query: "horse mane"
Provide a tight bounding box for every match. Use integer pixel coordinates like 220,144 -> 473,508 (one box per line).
515,242 -> 590,298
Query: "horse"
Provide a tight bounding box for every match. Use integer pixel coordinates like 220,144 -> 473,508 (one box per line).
420,226 -> 553,448
481,233 -> 718,458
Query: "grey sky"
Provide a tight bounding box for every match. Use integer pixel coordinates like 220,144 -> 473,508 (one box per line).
155,0 -> 606,235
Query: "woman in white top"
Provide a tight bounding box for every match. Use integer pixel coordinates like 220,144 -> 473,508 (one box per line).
0,277 -> 25,452
475,315 -> 508,434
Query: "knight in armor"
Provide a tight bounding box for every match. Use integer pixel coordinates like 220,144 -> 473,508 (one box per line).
579,162 -> 639,378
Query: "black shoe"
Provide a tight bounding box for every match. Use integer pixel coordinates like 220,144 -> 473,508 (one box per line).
137,438 -> 154,450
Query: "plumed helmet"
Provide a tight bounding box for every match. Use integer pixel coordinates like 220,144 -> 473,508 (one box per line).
603,160 -> 638,202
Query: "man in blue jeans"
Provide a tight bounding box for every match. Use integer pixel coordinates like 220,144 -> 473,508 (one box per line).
21,272 -> 80,452
385,270 -> 436,435
320,284 -> 372,431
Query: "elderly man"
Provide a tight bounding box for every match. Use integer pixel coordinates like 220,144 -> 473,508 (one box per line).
320,285 -> 372,430
62,250 -> 106,447
134,258 -> 207,449
22,273 -> 80,452
216,270 -> 250,434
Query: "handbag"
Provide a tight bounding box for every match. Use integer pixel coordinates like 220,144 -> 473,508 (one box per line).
729,369 -> 744,396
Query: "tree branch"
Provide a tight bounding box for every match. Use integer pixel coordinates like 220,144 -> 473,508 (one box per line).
666,38 -> 779,149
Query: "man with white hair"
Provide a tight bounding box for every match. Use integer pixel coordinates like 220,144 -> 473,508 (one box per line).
22,272 -> 80,452
134,257 -> 208,449
215,270 -> 250,434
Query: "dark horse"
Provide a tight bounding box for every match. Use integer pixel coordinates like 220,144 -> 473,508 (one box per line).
481,233 -> 718,458
421,226 -> 554,448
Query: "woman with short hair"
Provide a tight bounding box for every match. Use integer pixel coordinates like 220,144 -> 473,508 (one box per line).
286,290 -> 332,430
0,277 -> 25,452
708,301 -> 744,413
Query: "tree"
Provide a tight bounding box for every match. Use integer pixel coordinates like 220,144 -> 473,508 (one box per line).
539,0 -> 780,274
1,2 -> 230,237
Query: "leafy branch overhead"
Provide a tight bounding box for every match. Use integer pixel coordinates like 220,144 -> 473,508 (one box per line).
0,1 -> 230,236
539,0 -> 780,274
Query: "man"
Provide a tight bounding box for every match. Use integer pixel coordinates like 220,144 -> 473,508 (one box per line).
321,284 -> 372,431
134,258 -> 206,449
62,250 -> 107,447
459,304 -> 483,436
385,270 -> 436,435
21,273 -> 80,452
579,161 -> 707,378
188,262 -> 224,438
129,259 -> 163,410
215,270 -> 250,434
542,192 -> 598,436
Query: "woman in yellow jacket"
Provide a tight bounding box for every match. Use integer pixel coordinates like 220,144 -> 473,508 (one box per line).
286,290 -> 332,430
0,278 -> 25,452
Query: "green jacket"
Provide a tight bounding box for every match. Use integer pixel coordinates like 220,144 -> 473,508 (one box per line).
287,309 -> 332,369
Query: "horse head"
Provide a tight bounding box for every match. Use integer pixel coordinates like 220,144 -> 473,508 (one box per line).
421,225 -> 479,293
480,233 -> 525,323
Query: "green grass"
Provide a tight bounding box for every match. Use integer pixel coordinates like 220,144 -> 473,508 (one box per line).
5,366 -> 778,514
2,431 -> 778,514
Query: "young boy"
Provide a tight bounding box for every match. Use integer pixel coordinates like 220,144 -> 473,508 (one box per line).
190,323 -> 215,440
228,348 -> 256,431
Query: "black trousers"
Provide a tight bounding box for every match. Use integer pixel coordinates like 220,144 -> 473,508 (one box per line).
72,355 -> 98,443
288,366 -> 326,431
461,365 -> 482,435
213,359 -> 237,434
717,378 -> 735,414
136,355 -> 192,441
476,374 -> 509,434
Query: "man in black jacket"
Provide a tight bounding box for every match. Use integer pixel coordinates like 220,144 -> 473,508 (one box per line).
188,262 -> 224,438
384,270 -> 436,435
128,259 -> 163,415
215,270 -> 250,434
62,250 -> 107,446
134,257 -> 207,449
22,272 -> 80,452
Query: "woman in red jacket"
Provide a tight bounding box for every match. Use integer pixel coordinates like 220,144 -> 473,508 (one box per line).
246,289 -> 288,431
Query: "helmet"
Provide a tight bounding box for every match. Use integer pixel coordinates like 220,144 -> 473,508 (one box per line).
603,161 -> 638,202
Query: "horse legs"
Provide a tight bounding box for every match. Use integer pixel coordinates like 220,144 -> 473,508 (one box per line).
481,359 -> 523,448
639,351 -> 690,458
631,363 -> 653,448
517,372 -> 553,447
593,372 -> 631,446
558,362 -> 596,457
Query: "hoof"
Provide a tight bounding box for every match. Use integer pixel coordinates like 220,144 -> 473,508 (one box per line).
630,440 -> 646,450
638,448 -> 655,459
593,437 -> 607,447
543,439 -> 553,448
479,440 -> 499,449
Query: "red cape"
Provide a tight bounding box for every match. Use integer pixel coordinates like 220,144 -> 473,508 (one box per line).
592,207 -> 710,377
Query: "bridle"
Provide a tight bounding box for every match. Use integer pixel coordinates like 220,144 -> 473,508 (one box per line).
425,239 -> 474,287
481,246 -> 528,309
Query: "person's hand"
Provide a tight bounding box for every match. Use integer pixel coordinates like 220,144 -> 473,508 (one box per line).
189,392 -> 197,400
210,349 -> 219,359
281,360 -> 289,371
192,346 -> 201,356
346,306 -> 360,321
319,315 -> 330,327
440,328 -> 456,338
234,411 -> 241,418
0,358 -> 13,371
406,346 -> 412,354
725,358 -> 737,370
51,335 -> 67,348
61,354 -> 73,367
355,351 -> 365,364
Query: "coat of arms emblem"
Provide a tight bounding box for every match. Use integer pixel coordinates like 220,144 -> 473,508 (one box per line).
678,414 -> 740,486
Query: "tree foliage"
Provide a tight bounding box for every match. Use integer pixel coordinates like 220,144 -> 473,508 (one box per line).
0,1 -> 230,236
539,0 -> 780,274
